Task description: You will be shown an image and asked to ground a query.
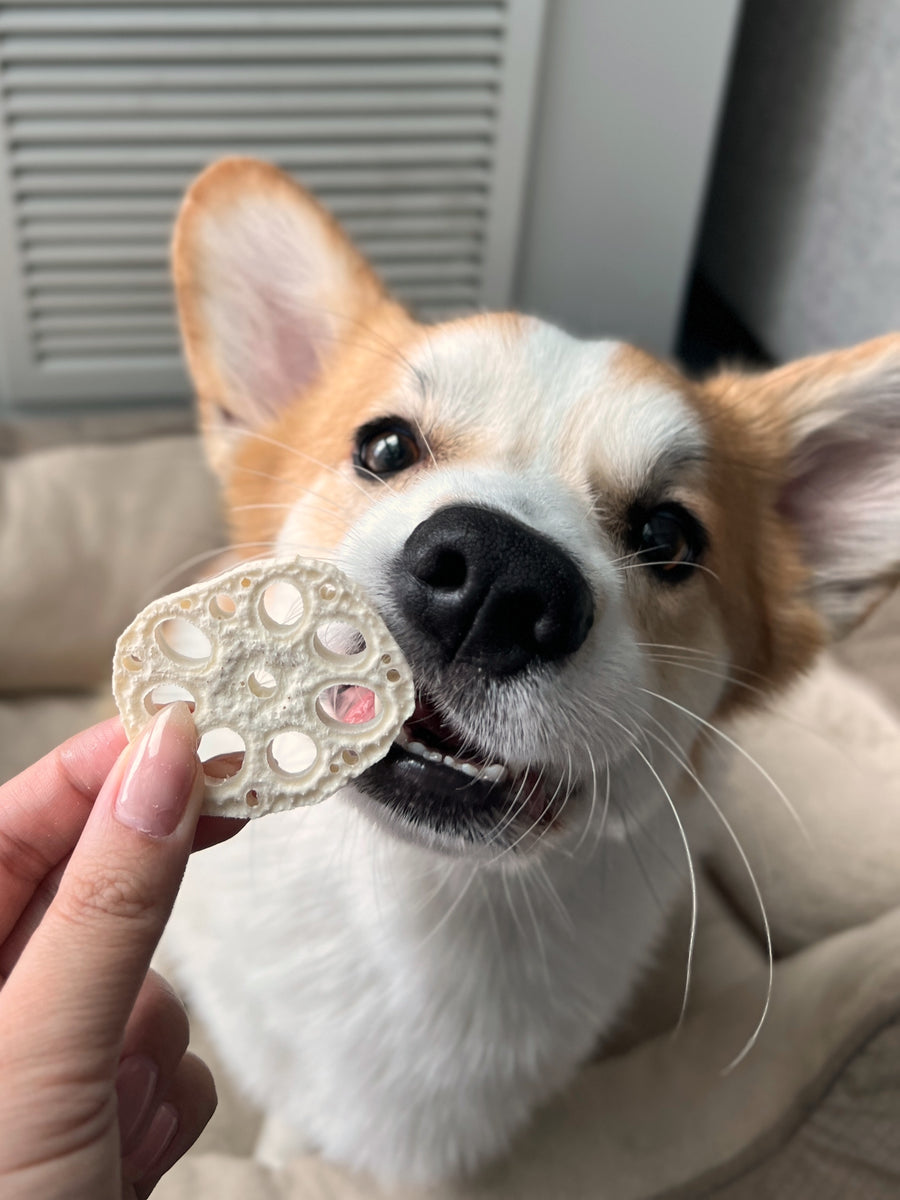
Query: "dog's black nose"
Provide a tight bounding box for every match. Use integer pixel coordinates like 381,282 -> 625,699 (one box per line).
397,504 -> 594,677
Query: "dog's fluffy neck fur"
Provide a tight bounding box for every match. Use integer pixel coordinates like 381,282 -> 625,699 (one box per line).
168,758 -> 689,1182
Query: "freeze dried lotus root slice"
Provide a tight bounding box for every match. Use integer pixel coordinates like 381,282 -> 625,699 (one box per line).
112,558 -> 415,818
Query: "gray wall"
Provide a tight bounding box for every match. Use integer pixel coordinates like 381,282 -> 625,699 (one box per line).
699,0 -> 900,361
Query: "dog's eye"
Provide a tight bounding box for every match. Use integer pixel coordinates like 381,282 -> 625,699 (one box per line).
629,503 -> 707,583
354,419 -> 421,478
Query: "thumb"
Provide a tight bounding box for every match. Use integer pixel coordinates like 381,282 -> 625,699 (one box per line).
2,703 -> 204,1063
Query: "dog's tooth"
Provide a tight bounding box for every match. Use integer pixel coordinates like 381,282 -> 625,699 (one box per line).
443,755 -> 458,769
482,764 -> 506,782
460,763 -> 480,777
408,740 -> 426,757
425,749 -> 443,764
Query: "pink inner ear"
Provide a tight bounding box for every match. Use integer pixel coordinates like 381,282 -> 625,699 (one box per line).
202,201 -> 340,427
220,280 -> 325,425
265,284 -> 322,410
779,425 -> 900,585
779,434 -> 859,560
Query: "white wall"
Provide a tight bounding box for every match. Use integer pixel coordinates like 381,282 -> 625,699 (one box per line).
515,0 -> 741,355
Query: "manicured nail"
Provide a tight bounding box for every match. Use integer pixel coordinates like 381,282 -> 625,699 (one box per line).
115,702 -> 199,837
128,1101 -> 179,1177
116,1055 -> 159,1155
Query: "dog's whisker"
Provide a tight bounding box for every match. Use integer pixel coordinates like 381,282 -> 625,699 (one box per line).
507,764 -> 559,851
201,293 -> 428,392
228,464 -> 355,522
219,426 -> 386,505
515,866 -> 552,987
144,539 -> 336,602
231,464 -> 310,490
616,793 -> 671,918
406,859 -> 459,924
413,862 -> 480,952
291,299 -> 430,394
485,760 -> 537,848
487,768 -> 542,855
636,641 -> 725,657
571,738 -> 599,857
489,765 -> 553,860
477,871 -> 506,960
639,688 -> 810,841
553,748 -> 579,843
644,655 -> 770,702
595,751 -> 613,858
231,498 -> 344,521
636,643 -> 774,685
500,863 -> 532,948
352,463 -> 400,496
643,656 -> 864,764
411,413 -> 439,470
627,737 -> 699,1033
634,709 -> 775,1072
614,558 -> 721,583
529,857 -> 575,936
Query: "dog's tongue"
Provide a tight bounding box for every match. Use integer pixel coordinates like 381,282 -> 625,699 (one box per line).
408,694 -> 471,759
334,686 -> 377,725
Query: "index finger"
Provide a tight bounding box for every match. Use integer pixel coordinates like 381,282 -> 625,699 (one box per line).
1,704 -> 204,1060
0,717 -> 127,945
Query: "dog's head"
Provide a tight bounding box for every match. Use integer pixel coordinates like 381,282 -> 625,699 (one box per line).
173,159 -> 900,856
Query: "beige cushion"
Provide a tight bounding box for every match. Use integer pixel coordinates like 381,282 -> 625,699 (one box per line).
837,587 -> 900,712
707,656 -> 900,954
154,906 -> 900,1199
0,435 -> 224,694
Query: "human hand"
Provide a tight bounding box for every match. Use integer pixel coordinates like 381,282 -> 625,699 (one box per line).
0,703 -> 242,1199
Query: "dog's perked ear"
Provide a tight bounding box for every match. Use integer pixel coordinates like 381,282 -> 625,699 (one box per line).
172,157 -> 389,475
707,334 -> 900,640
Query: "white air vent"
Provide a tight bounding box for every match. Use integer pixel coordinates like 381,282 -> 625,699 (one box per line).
0,1 -> 545,409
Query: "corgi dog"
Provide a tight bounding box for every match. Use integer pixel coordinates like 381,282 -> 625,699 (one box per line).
164,158 -> 900,1185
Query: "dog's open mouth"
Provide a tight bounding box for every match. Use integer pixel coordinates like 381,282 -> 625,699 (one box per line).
353,690 -> 569,848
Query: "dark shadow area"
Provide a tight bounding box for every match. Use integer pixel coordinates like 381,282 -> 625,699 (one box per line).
677,269 -> 773,376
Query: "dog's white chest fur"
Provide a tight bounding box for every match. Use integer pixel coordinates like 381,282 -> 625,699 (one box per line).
166,786 -> 685,1183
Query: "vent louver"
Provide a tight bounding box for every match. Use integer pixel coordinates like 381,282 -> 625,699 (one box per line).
0,1 -> 544,408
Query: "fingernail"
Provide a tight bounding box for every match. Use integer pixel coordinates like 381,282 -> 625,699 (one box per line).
128,1101 -> 179,1177
116,1054 -> 158,1154
115,702 -> 199,838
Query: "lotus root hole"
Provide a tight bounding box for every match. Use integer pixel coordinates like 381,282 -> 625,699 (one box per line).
267,731 -> 317,778
248,668 -> 277,699
342,749 -> 360,766
319,583 -> 337,601
156,618 -> 212,666
241,577 -> 251,588
381,653 -> 391,664
386,668 -> 401,683
314,621 -> 367,662
122,652 -> 142,672
179,598 -> 191,610
245,789 -> 260,808
144,683 -> 196,716
259,580 -> 304,632
316,685 -> 382,731
198,728 -> 246,783
210,593 -> 236,619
